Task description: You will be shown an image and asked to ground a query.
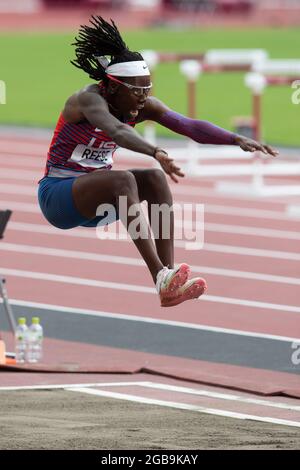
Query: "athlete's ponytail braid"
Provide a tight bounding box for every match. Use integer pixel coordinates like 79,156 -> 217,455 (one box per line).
71,16 -> 143,81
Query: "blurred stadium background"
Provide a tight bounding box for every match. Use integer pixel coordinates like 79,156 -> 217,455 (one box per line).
0,0 -> 299,145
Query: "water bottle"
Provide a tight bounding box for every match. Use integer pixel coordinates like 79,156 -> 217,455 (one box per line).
27,317 -> 43,363
15,317 -> 28,364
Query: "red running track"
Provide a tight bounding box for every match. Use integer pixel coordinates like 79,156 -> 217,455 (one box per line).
0,135 -> 300,400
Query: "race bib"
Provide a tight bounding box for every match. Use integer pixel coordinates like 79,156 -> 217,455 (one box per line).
68,142 -> 117,169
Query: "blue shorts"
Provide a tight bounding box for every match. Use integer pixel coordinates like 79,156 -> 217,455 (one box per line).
38,176 -> 118,230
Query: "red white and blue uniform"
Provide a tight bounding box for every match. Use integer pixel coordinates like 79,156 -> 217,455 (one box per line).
38,111 -> 135,230
44,113 -> 135,178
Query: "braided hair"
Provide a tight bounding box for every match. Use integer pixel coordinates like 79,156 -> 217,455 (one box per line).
71,16 -> 143,81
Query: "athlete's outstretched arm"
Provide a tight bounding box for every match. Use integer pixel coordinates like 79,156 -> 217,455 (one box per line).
143,97 -> 278,157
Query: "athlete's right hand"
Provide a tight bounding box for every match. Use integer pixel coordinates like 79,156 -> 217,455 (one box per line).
154,148 -> 185,183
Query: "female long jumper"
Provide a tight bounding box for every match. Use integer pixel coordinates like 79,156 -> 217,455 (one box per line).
38,16 -> 278,307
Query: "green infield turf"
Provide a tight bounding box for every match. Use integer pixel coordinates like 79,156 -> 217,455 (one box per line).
0,28 -> 299,145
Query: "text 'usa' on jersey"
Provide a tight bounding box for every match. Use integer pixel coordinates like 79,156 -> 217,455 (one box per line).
44,113 -> 135,177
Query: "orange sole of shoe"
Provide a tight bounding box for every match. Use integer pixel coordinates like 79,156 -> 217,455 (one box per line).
160,263 -> 191,299
161,278 -> 207,307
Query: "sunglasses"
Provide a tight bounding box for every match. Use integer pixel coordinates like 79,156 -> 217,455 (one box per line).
106,74 -> 152,97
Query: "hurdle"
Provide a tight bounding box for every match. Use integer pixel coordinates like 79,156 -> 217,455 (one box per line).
141,49 -> 269,142
216,59 -> 300,197
141,51 -> 300,197
140,49 -> 270,179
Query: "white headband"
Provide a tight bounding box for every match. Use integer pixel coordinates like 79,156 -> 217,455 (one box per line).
105,60 -> 150,77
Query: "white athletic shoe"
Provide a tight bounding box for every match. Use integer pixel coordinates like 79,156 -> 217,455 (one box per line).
156,264 -> 190,303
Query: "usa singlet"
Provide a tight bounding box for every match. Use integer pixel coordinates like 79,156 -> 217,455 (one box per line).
44,113 -> 135,178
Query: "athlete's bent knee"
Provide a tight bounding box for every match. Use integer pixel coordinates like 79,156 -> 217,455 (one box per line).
115,171 -> 138,195
145,169 -> 168,187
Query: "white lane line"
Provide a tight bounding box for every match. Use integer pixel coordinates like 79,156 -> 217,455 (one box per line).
136,382 -> 300,411
2,191 -> 299,224
0,167 -> 221,182
1,267 -> 300,314
204,222 -> 300,240
0,242 -> 144,266
66,387 -> 300,428
194,242 -> 300,261
204,203 -> 300,222
0,170 -> 296,206
0,175 -> 299,229
172,180 -> 299,202
1,241 -> 300,287
0,183 -> 36,195
2,381 -> 298,412
7,221 -> 300,261
2,175 -> 300,226
287,205 -> 300,219
0,168 -> 39,180
0,201 -> 39,212
203,294 -> 300,313
0,176 -> 294,217
3,199 -> 300,241
2,298 -> 299,342
0,140 -> 294,174
0,382 -> 150,392
188,266 -> 300,285
0,267 -> 153,293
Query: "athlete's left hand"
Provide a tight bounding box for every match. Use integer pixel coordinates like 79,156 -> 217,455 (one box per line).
155,149 -> 185,183
235,136 -> 279,157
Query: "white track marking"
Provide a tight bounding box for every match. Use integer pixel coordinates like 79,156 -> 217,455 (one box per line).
134,382 -> 300,411
6,221 -> 300,261
0,168 -> 39,180
0,163 -> 295,200
0,267 -> 153,293
0,201 -> 39,212
1,166 -> 299,205
1,298 -> 299,342
0,242 -> 145,267
172,180 -> 300,202
66,387 -> 300,428
202,203 -> 300,222
1,267 -> 300,314
0,183 -> 36,195
203,294 -> 300,313
3,199 -> 300,241
204,222 -> 300,240
184,241 -> 300,261
0,194 -> 298,222
0,381 -> 299,412
2,190 -> 300,222
0,382 -> 149,391
1,241 -> 300,287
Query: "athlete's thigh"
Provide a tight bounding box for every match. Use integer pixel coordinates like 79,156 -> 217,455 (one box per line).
72,169 -> 131,219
